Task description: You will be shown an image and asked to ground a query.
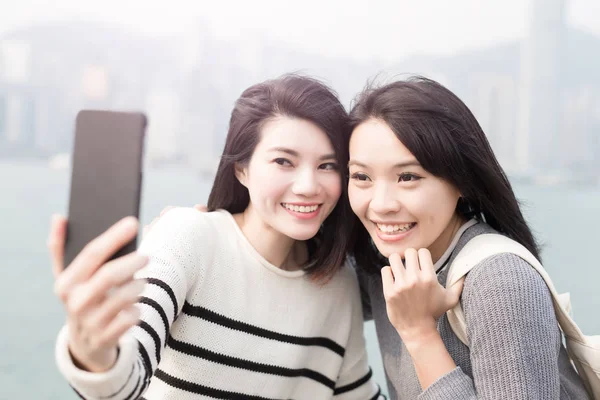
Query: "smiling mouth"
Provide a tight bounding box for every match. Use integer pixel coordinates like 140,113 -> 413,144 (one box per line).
375,222 -> 417,234
281,203 -> 321,213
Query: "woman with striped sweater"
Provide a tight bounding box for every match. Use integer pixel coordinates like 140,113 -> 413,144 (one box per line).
48,75 -> 383,399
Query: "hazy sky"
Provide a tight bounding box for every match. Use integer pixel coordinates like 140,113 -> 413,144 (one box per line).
0,0 -> 599,61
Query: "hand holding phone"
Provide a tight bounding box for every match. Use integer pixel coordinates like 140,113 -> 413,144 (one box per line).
49,214 -> 148,372
47,110 -> 149,371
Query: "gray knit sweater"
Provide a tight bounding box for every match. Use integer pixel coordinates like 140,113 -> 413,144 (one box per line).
358,222 -> 589,399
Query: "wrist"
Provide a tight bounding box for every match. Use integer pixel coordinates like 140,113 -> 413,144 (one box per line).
396,321 -> 439,351
400,328 -> 457,390
68,342 -> 118,373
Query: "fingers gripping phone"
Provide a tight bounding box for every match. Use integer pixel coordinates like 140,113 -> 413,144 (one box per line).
64,110 -> 147,267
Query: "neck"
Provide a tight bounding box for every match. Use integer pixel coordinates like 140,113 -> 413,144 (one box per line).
428,213 -> 467,264
234,205 -> 300,271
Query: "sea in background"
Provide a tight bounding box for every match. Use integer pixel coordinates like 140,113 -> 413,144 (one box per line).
1,159 -> 599,399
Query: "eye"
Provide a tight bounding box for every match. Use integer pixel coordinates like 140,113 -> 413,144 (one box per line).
319,162 -> 339,171
398,173 -> 421,182
350,172 -> 371,182
274,158 -> 292,167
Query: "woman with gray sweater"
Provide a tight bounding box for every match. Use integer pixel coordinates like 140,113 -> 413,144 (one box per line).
347,76 -> 589,399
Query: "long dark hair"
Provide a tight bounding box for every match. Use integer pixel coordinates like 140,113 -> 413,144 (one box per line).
207,74 -> 353,282
349,76 -> 540,274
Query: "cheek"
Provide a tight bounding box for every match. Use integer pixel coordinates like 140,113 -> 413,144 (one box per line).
413,187 -> 459,226
325,174 -> 342,201
249,168 -> 291,203
264,177 -> 291,199
348,186 -> 369,217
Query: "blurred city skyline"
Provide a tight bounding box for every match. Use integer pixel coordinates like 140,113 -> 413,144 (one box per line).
1,0 -> 600,61
0,0 -> 599,186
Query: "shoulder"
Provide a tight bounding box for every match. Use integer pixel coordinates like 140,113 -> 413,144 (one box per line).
324,263 -> 371,331
145,208 -> 230,238
319,262 -> 362,304
462,251 -> 552,311
139,208 -> 234,254
137,209 -> 233,285
450,223 -> 548,297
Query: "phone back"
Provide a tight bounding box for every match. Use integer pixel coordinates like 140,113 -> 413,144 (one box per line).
64,110 -> 147,267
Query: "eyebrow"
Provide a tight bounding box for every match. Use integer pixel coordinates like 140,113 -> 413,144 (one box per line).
268,147 -> 336,161
348,160 -> 421,169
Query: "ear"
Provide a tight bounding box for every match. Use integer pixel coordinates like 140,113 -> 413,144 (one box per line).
234,163 -> 248,188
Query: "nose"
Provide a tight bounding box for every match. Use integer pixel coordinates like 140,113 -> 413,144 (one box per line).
292,167 -> 321,197
370,182 -> 401,215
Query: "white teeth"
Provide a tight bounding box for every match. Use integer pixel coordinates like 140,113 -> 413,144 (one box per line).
376,223 -> 414,233
283,203 -> 319,213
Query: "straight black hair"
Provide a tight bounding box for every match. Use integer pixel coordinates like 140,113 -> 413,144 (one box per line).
207,74 -> 353,282
349,76 -> 540,274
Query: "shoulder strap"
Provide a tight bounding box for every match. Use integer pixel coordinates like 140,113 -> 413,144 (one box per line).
446,233 -> 584,346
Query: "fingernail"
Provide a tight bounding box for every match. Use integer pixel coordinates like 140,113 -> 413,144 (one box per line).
122,216 -> 138,229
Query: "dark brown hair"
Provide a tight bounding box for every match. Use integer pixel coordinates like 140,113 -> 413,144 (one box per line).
207,74 -> 353,282
348,76 -> 540,274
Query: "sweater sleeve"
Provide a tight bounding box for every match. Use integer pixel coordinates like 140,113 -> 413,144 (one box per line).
419,253 -> 562,400
55,207 -> 211,400
333,268 -> 384,400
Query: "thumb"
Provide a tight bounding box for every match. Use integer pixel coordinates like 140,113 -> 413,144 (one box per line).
47,214 -> 67,279
446,277 -> 465,307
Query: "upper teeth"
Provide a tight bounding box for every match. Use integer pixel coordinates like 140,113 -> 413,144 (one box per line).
283,204 -> 319,213
377,223 -> 413,233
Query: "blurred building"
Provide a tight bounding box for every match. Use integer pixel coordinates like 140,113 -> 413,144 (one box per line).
388,0 -> 600,184
0,19 -> 374,177
517,0 -> 565,175
178,24 -> 376,176
0,39 -> 57,155
0,21 -> 181,160
2,3 -> 598,185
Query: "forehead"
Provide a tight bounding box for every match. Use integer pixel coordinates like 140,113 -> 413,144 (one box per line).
350,119 -> 415,164
256,116 -> 334,153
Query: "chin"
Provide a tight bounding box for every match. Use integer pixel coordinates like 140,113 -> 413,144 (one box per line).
375,245 -> 397,259
371,237 -> 408,259
286,228 -> 320,241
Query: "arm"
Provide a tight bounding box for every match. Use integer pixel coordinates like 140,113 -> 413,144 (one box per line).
55,208 -> 208,400
333,268 -> 384,399
419,254 -> 561,399
381,249 -> 463,392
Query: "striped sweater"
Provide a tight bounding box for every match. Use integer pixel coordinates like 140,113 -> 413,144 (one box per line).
56,208 -> 382,400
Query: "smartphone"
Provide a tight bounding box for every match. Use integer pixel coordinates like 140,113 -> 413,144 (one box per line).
63,110 -> 147,267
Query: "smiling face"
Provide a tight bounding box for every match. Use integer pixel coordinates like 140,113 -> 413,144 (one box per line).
348,118 -> 464,262
237,116 -> 342,242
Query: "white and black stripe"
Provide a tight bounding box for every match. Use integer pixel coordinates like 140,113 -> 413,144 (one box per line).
57,209 -> 383,400
166,335 -> 336,389
182,302 -> 345,357
334,369 -> 373,395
